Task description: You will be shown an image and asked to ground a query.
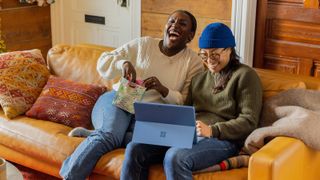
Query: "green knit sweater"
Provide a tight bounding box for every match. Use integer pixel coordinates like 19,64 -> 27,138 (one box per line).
185,64 -> 263,145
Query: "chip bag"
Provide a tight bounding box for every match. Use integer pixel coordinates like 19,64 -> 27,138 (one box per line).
112,77 -> 146,113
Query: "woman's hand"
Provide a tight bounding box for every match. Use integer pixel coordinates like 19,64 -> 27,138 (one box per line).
196,120 -> 212,138
122,61 -> 136,82
143,76 -> 169,97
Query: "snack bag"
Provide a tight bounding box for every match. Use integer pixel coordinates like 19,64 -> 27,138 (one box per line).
112,77 -> 146,113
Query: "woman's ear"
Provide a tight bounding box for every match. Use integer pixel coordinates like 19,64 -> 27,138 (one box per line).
188,32 -> 195,42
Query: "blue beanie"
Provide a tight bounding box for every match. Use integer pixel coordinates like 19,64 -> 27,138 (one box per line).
199,23 -> 236,49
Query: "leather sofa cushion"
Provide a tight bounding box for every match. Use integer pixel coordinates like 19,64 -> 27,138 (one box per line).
0,108 -> 249,179
256,69 -> 306,99
0,110 -> 80,164
0,109 -> 126,179
47,44 -> 116,90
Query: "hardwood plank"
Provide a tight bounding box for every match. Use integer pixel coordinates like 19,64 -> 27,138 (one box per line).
142,0 -> 232,20
268,0 -> 303,6
265,39 -> 320,60
268,3 -> 320,22
141,12 -> 166,39
141,0 -> 233,52
0,5 -> 51,56
7,38 -> 51,56
268,19 -> 320,45
1,0 -> 34,9
253,0 -> 268,68
141,12 -> 230,52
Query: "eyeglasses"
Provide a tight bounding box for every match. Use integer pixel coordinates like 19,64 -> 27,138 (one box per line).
198,48 -> 226,61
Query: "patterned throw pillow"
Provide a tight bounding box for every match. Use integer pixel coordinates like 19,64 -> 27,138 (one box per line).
0,49 -> 50,118
26,76 -> 107,128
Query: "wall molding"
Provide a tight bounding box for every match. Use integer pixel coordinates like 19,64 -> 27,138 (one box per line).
130,0 -> 141,39
231,0 -> 257,66
50,0 -> 63,45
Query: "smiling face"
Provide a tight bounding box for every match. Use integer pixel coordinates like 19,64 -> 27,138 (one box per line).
199,48 -> 232,73
162,11 -> 195,51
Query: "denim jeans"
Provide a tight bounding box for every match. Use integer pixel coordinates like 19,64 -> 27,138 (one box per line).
121,138 -> 239,180
60,91 -> 135,180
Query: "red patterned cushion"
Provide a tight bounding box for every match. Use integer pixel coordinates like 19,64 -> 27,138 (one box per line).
0,49 -> 50,118
26,76 -> 107,128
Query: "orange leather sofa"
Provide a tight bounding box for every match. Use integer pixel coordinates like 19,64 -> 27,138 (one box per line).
0,44 -> 320,180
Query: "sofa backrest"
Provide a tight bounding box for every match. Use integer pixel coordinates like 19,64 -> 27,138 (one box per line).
46,44 -> 320,98
47,44 -> 116,90
256,68 -> 320,99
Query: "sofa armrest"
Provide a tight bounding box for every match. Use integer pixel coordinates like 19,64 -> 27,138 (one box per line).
248,137 -> 320,180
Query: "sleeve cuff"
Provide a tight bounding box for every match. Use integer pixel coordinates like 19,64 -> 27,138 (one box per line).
211,125 -> 220,138
115,60 -> 129,70
161,89 -> 182,105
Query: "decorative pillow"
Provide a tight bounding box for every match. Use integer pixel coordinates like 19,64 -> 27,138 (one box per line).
0,49 -> 50,118
26,76 -> 107,128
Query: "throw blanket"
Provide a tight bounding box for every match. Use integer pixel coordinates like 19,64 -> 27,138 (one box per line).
245,88 -> 320,154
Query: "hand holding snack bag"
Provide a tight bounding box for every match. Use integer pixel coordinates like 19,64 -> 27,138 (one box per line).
112,77 -> 146,113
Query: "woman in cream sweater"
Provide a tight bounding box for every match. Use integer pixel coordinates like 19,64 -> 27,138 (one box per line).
60,10 -> 203,180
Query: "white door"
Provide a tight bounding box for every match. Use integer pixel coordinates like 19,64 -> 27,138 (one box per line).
50,0 -> 141,48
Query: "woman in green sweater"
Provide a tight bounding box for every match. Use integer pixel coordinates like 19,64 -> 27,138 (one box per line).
121,22 -> 263,180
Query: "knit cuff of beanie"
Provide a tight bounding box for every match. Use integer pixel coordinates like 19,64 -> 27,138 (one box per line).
199,37 -> 235,49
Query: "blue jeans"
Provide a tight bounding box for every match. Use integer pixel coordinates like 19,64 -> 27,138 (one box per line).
121,138 -> 239,180
60,91 -> 135,180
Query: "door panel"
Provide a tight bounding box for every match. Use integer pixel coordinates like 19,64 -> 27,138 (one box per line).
51,0 -> 140,48
314,60 -> 320,77
268,19 -> 320,45
254,0 -> 320,77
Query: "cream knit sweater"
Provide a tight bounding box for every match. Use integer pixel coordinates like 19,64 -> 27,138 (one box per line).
97,36 -> 203,105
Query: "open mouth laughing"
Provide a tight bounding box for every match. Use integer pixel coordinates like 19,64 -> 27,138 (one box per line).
168,29 -> 181,41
